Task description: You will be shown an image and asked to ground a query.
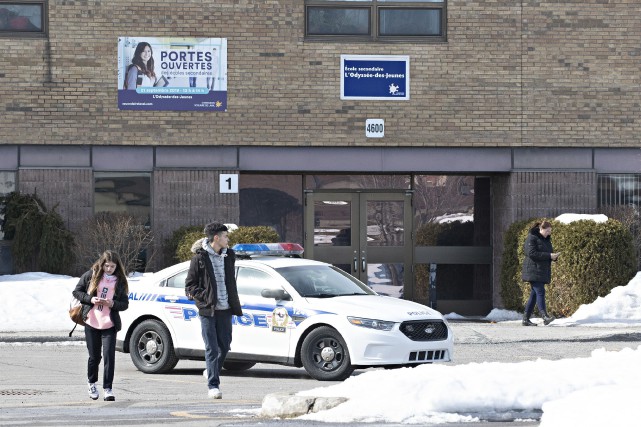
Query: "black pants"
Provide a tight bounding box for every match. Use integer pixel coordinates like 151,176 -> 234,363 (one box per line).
84,325 -> 116,389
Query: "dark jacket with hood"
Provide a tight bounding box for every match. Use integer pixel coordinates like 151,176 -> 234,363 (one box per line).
185,239 -> 243,317
72,270 -> 129,331
521,225 -> 555,284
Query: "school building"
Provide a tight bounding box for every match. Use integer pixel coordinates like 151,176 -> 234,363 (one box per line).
1,0 -> 641,315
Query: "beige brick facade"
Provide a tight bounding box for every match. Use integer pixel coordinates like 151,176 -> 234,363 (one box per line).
1,1 -> 638,148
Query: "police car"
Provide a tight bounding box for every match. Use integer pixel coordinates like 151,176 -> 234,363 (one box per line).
116,243 -> 453,381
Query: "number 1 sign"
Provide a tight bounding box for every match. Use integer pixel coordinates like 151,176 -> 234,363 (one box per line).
219,173 -> 238,193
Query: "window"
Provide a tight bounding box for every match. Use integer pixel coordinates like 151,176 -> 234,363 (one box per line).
166,270 -> 188,289
94,172 -> 151,226
239,174 -> 303,244
305,0 -> 445,42
237,267 -> 279,297
0,171 -> 16,240
0,1 -> 47,37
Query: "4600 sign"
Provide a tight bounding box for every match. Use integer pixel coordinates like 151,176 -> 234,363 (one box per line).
366,119 -> 384,138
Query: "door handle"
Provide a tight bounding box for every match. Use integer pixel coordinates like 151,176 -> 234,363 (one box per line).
361,252 -> 366,273
353,254 -> 358,273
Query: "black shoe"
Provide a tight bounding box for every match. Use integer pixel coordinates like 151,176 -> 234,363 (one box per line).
543,314 -> 556,325
522,317 -> 537,326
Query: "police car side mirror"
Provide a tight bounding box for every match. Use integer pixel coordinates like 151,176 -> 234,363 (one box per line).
261,288 -> 291,301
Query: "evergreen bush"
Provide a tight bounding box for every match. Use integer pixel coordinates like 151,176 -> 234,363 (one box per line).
499,219 -> 532,312
164,225 -> 202,265
0,191 -> 75,274
228,225 -> 279,247
501,217 -> 636,317
174,227 -> 206,263
173,225 -> 280,263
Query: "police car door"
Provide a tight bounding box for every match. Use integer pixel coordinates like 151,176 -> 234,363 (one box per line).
232,266 -> 292,359
160,268 -> 203,351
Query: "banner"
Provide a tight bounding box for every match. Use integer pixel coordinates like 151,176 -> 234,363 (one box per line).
118,37 -> 227,111
341,55 -> 410,101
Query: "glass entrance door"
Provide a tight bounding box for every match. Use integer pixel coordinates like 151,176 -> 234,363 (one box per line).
304,192 -> 413,298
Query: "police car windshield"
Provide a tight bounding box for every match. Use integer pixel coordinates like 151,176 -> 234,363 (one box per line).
276,265 -> 375,298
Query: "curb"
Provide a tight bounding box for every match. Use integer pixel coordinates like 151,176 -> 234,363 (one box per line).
0,331 -> 85,343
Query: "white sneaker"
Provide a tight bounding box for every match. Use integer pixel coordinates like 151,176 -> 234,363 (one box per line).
88,382 -> 98,400
104,388 -> 115,401
208,387 -> 222,399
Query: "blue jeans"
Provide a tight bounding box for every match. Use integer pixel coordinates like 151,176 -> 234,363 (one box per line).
524,281 -> 547,317
200,310 -> 233,389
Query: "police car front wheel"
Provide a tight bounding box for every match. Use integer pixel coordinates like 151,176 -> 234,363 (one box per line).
301,326 -> 354,381
130,319 -> 179,374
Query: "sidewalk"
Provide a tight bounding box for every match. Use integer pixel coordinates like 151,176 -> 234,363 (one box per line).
451,319 -> 641,344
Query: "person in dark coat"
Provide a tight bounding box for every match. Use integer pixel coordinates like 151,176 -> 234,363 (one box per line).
72,250 -> 129,401
521,221 -> 560,326
185,221 -> 242,400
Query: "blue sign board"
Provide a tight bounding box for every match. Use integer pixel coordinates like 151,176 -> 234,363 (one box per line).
341,55 -> 410,100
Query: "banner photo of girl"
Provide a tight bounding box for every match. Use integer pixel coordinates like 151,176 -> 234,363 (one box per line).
117,36 -> 227,111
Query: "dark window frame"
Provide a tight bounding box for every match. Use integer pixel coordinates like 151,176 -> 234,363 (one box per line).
305,0 -> 446,43
0,0 -> 48,37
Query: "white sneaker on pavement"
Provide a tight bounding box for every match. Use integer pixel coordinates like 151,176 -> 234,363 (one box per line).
88,382 -> 99,400
208,387 -> 222,399
104,388 -> 115,401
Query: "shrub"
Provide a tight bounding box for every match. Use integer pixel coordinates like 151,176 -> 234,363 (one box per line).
499,219 -> 533,312
174,227 -> 206,263
73,212 -> 155,275
599,205 -> 641,270
0,191 -> 75,274
164,225 -> 202,265
501,218 -> 636,317
173,225 -> 280,263
228,225 -> 279,247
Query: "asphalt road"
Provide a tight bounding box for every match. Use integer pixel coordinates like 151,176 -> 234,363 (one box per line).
1,322 -> 639,426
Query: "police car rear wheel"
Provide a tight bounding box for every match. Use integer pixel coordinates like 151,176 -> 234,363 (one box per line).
301,326 -> 353,381
130,320 -> 179,374
222,361 -> 256,371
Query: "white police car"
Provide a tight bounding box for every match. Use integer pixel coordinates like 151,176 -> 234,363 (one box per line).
116,243 -> 453,381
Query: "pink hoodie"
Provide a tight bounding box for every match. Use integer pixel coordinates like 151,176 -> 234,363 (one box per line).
85,274 -> 117,330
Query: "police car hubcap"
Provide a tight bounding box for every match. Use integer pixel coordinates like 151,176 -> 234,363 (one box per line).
321,347 -> 335,362
146,340 -> 158,354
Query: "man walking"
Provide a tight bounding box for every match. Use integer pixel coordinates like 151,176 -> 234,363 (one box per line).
185,222 -> 243,399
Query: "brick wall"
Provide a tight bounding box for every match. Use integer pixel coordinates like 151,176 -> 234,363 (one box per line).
18,168 -> 93,233
3,1 -> 638,148
153,169 -> 240,266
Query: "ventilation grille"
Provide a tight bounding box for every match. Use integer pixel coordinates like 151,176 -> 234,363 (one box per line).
399,320 -> 448,341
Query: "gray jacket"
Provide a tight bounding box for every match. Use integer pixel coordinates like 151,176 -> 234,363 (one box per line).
521,226 -> 554,284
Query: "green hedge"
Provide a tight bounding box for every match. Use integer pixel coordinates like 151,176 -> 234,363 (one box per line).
501,218 -> 636,317
0,192 -> 74,274
170,225 -> 280,263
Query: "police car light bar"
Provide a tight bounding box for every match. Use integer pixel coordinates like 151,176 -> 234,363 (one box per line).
232,243 -> 304,257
